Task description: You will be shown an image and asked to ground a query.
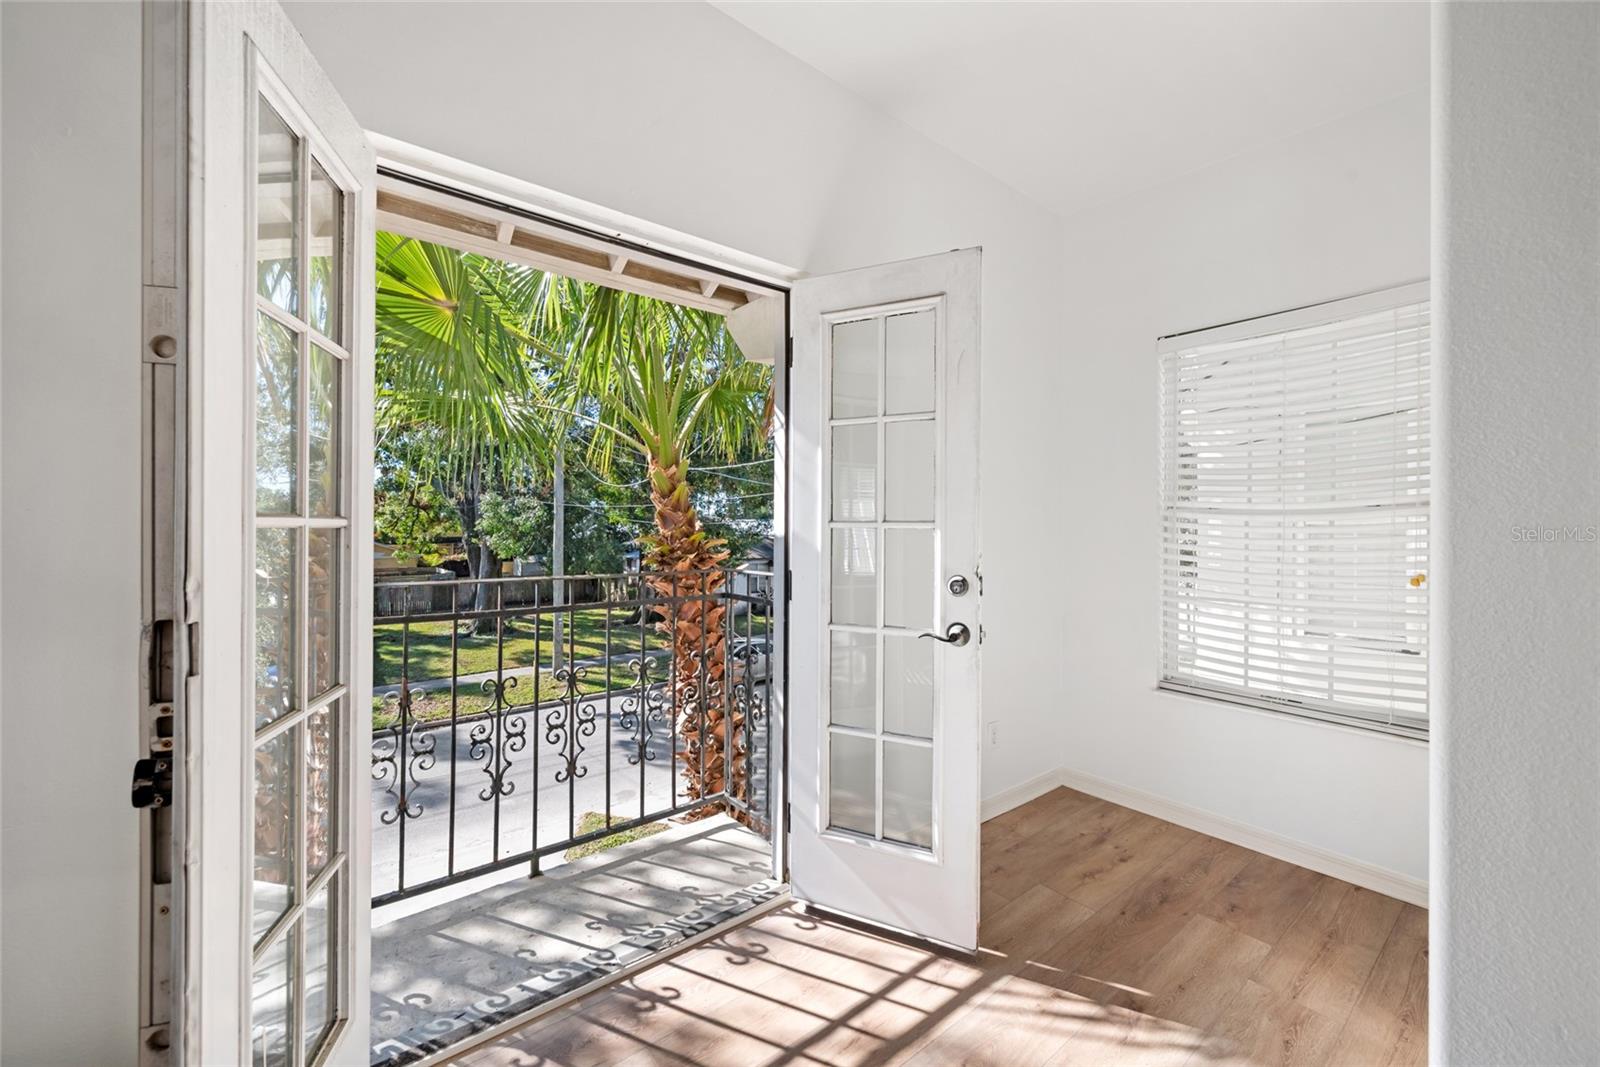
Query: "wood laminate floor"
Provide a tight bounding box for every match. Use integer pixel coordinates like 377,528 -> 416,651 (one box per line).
451,787 -> 1427,1067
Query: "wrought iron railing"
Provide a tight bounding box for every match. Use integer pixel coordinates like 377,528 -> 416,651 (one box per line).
370,568 -> 773,907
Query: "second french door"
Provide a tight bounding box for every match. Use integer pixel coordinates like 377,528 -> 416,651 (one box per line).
788,249 -> 984,951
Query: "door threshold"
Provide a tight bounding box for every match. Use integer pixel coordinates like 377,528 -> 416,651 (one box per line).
386,884 -> 791,1067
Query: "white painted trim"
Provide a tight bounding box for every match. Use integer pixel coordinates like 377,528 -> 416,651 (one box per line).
369,133 -> 803,289
979,768 -> 1064,823
981,767 -> 1428,909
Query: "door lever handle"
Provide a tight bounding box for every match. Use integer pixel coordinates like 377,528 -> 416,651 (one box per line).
918,623 -> 971,647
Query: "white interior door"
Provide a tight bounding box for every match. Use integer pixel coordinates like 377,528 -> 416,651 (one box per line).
789,249 -> 982,951
185,4 -> 375,1065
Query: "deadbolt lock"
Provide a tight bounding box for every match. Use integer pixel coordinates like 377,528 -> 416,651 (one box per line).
948,575 -> 970,596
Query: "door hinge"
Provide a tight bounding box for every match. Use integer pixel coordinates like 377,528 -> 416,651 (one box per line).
785,569 -> 793,601
785,336 -> 794,369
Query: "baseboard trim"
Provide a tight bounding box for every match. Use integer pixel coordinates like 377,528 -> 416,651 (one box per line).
988,767 -> 1428,908
980,768 -> 1065,822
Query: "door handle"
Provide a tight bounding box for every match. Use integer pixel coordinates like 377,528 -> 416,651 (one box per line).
919,622 -> 971,647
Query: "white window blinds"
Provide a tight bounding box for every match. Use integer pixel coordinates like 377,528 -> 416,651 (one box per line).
1158,284 -> 1430,737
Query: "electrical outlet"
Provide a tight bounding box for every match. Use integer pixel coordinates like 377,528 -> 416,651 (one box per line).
987,721 -> 1000,747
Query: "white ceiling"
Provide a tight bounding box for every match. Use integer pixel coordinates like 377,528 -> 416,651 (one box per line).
712,1 -> 1429,218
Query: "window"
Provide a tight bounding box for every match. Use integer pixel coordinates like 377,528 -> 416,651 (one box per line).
1158,283 -> 1430,737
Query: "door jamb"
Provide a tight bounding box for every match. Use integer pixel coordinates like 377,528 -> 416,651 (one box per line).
138,3 -> 190,1062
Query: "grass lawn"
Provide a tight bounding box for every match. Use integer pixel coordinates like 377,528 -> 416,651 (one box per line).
562,810 -> 668,861
374,608 -> 669,687
371,608 -> 772,731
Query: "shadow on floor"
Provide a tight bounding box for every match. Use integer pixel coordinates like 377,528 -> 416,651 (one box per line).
370,815 -> 777,1066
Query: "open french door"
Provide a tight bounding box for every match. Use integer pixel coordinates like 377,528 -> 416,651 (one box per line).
788,250 -> 983,951
172,2 -> 376,1064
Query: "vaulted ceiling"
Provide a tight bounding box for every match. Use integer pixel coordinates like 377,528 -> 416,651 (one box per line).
712,1 -> 1429,218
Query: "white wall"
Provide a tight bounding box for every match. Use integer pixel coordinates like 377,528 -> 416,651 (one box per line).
1,2 -> 143,1062
1434,3 -> 1600,1062
1055,94 -> 1432,892
282,0 -> 1071,803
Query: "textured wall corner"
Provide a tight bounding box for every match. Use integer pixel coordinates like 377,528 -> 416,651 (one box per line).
1434,3 -> 1600,1062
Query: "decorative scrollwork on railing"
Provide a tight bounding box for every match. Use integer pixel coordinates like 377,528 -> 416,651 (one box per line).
372,685 -> 436,826
369,567 -> 779,909
619,656 -> 670,765
469,677 -> 527,802
729,670 -> 758,809
406,724 -> 437,794
545,665 -> 597,784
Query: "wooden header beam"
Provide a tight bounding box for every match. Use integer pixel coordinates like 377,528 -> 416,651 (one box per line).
376,179 -> 782,317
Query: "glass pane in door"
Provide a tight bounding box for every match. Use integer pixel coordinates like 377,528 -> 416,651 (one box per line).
829,632 -> 877,731
831,317 -> 879,418
252,725 -> 297,944
883,636 -> 934,739
885,309 -> 935,415
831,424 -> 877,521
255,527 -> 296,726
251,925 -> 295,1067
308,161 -> 342,341
884,420 -> 935,521
305,702 -> 337,882
256,102 -> 299,314
304,877 -> 336,1060
308,345 -> 339,517
883,528 -> 934,631
831,528 -> 877,625
828,732 -> 876,836
255,314 -> 298,514
307,527 -> 339,697
882,741 -> 933,848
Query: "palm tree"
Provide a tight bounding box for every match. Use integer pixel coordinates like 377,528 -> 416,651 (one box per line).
374,233 -> 554,626
533,280 -> 771,815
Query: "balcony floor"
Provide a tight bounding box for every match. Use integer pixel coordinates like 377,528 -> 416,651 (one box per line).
370,814 -> 778,1066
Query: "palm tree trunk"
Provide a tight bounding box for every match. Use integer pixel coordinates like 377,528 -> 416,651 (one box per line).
640,456 -> 746,820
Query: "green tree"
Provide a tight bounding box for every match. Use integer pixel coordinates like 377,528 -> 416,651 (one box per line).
533,281 -> 771,814
478,488 -> 628,575
374,232 -> 553,626
375,470 -> 457,566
